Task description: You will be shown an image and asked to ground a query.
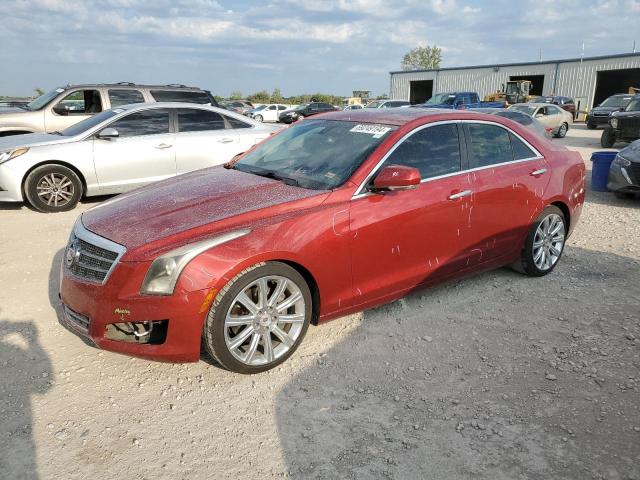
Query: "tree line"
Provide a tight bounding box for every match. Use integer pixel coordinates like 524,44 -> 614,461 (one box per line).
217,88 -> 388,105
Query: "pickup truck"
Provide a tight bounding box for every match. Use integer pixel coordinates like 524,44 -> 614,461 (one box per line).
416,92 -> 506,110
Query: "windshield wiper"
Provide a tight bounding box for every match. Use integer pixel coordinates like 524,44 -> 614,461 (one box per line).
247,168 -> 301,187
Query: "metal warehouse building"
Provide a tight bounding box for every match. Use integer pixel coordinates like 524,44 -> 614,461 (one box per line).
389,52 -> 640,115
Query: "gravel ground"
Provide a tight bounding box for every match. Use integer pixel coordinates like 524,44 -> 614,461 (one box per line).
0,124 -> 638,480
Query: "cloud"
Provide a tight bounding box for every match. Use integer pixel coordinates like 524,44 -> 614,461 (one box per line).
0,0 -> 637,98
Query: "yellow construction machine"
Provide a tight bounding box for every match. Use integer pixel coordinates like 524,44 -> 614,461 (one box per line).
484,80 -> 535,105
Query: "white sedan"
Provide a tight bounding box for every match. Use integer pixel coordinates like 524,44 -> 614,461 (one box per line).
0,103 -> 278,212
245,104 -> 289,122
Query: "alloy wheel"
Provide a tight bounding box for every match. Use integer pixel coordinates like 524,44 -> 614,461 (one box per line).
224,275 -> 306,366
532,213 -> 565,271
36,173 -> 75,207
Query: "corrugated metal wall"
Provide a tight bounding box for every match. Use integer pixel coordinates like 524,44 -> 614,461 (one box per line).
390,54 -> 640,109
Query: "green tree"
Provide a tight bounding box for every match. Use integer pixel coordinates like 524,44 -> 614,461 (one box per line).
401,45 -> 442,71
376,93 -> 389,100
229,90 -> 243,100
34,87 -> 45,96
248,90 -> 270,103
270,88 -> 283,103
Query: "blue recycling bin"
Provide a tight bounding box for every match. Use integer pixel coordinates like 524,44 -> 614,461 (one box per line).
590,151 -> 618,192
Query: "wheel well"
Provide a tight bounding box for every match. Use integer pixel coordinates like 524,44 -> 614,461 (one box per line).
279,260 -> 321,326
22,161 -> 88,198
550,201 -> 570,230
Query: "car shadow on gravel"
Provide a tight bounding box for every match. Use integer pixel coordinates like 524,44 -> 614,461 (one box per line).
276,246 -> 640,480
0,316 -> 52,480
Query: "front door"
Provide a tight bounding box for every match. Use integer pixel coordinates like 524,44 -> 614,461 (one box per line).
93,108 -> 176,193
463,122 -> 550,265
349,122 -> 473,306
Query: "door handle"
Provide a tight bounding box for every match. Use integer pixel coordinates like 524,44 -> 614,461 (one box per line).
530,168 -> 547,176
155,143 -> 172,149
448,190 -> 472,200
218,138 -> 234,143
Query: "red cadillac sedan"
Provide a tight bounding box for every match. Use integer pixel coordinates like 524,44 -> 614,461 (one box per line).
59,109 -> 585,374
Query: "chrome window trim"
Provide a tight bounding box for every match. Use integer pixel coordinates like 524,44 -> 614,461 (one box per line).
351,119 -> 543,200
67,218 -> 127,285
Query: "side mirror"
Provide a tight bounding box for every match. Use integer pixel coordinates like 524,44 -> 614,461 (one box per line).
96,127 -> 119,139
372,165 -> 421,192
535,113 -> 544,118
52,104 -> 69,116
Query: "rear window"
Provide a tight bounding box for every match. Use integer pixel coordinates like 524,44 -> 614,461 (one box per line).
150,90 -> 212,104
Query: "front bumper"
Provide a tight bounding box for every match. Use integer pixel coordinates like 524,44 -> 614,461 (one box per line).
608,161 -> 640,193
0,162 -> 24,202
60,259 -> 212,362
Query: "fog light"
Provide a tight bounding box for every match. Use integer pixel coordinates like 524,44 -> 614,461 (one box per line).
105,320 -> 168,344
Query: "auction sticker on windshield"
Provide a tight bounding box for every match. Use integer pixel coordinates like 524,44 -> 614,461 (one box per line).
350,124 -> 392,138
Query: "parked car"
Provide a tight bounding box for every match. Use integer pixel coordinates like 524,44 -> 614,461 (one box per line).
601,95 -> 640,147
528,96 -> 576,116
608,139 -> 640,197
417,92 -> 504,109
587,94 -> 634,129
343,104 -> 364,110
59,108 -> 584,373
509,103 -> 573,138
278,102 -> 335,124
219,100 -> 254,114
364,99 -> 410,108
0,103 -> 277,212
467,108 -> 551,138
0,83 -> 218,137
245,104 -> 288,122
0,98 -> 30,109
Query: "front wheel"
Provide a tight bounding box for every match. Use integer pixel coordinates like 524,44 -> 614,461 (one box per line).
555,122 -> 568,138
254,114 -> 263,122
24,164 -> 83,213
514,206 -> 566,277
202,262 -> 312,374
601,128 -> 615,148
586,121 -> 597,130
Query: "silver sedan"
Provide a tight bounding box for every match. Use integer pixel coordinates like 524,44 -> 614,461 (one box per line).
0,103 -> 279,212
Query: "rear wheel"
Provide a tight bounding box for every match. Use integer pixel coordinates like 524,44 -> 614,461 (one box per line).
514,206 -> 566,277
202,262 -> 312,374
601,128 -> 615,148
24,164 -> 83,213
555,122 -> 568,138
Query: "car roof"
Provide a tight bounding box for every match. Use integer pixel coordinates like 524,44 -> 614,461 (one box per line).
513,103 -> 554,107
314,107 -> 520,126
57,83 -> 207,91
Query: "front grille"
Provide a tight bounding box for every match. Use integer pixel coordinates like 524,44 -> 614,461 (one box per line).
65,222 -> 125,284
64,305 -> 90,332
593,112 -> 611,117
620,118 -> 640,138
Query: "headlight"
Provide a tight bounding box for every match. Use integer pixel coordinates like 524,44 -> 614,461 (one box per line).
140,229 -> 251,295
614,154 -> 631,167
0,147 -> 29,165
610,118 -> 618,129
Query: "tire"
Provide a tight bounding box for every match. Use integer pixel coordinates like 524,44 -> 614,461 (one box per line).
601,128 -> 615,148
254,114 -> 263,122
555,122 -> 568,138
202,262 -> 313,374
614,191 -> 635,199
514,206 -> 566,277
24,164 -> 83,213
586,121 -> 597,130
296,114 -> 304,122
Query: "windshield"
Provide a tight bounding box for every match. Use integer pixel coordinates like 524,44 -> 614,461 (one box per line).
509,105 -> 537,116
253,105 -> 267,111
424,93 -> 456,105
293,103 -> 310,111
601,96 -> 632,108
234,119 -> 396,190
364,101 -> 383,108
505,83 -> 521,94
625,99 -> 640,112
27,88 -> 63,111
61,109 -> 120,136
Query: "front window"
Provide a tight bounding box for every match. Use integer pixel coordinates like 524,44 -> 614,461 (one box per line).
60,110 -> 120,136
54,89 -> 103,115
601,96 -> 632,108
234,120 -> 396,190
505,83 -> 520,95
26,88 -> 62,111
423,94 -> 456,105
625,99 -> 640,112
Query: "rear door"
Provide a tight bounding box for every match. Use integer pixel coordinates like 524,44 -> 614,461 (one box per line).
350,122 -> 473,305
463,121 -> 549,265
92,108 -> 176,193
174,108 -> 241,174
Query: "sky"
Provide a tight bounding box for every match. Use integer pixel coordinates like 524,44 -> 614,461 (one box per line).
0,0 -> 639,98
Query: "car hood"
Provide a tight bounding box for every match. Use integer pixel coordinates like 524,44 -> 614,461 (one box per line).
612,111 -> 640,119
591,106 -> 622,114
0,106 -> 26,113
619,140 -> 640,162
0,132 -> 72,151
81,166 -> 329,260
